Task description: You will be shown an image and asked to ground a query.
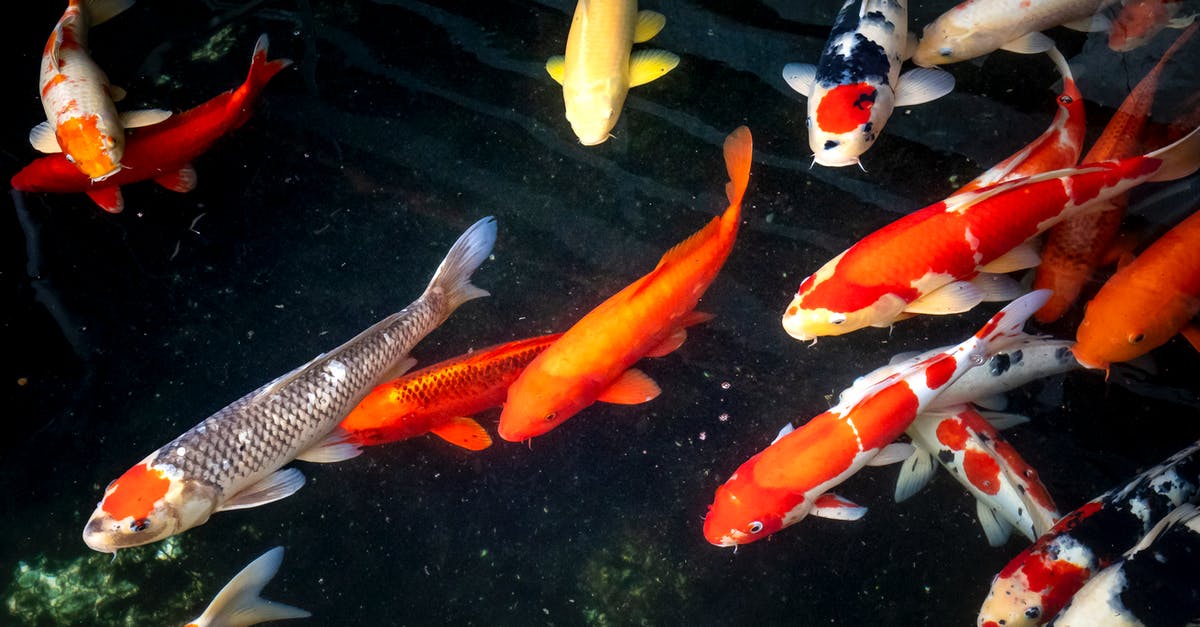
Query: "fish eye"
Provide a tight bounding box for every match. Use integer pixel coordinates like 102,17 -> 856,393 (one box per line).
544,412 -> 557,422
130,518 -> 151,532
1128,333 -> 1145,344
823,140 -> 839,150
939,47 -> 952,57
1024,607 -> 1041,619
829,314 -> 847,325
748,521 -> 764,534
805,117 -> 812,128
65,154 -> 76,164
1059,95 -> 1074,104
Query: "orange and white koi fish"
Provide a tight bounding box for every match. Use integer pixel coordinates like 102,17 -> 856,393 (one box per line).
780,126 -> 1200,341
1109,0 -> 1194,51
14,34 -> 290,214
82,218 -> 496,552
339,334 -> 561,451
545,0 -> 679,145
498,127 -> 751,442
913,0 -> 1114,66
1034,23 -> 1197,322
32,0 -> 171,181
703,290 -> 1049,547
185,547 -> 309,627
952,47 -> 1085,195
1072,206 -> 1200,371
781,0 -> 954,168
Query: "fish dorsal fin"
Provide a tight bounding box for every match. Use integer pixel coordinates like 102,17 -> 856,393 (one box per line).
29,122 -> 62,153
120,108 -> 172,128
295,427 -> 362,463
977,500 -> 1014,546
154,165 -> 197,193
545,55 -> 565,85
633,10 -> 666,43
376,356 -> 418,387
218,468 -> 306,512
999,31 -> 1054,54
867,442 -> 916,466
771,422 -> 794,444
651,215 -> 722,273
894,447 -> 936,502
894,67 -> 956,107
253,354 -> 325,402
596,368 -> 661,404
903,280 -> 985,315
1128,503 -> 1200,555
46,24 -> 64,68
811,493 -> 867,521
628,49 -> 680,87
187,547 -> 311,627
86,187 -> 124,213
979,241 -> 1041,273
429,417 -> 493,451
782,63 -> 816,96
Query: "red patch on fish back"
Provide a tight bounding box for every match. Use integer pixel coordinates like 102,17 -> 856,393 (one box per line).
936,416 -> 969,450
964,449 -> 1002,495
922,356 -> 957,389
102,462 -> 170,520
851,381 -> 922,451
816,83 -> 876,134
756,410 -> 861,490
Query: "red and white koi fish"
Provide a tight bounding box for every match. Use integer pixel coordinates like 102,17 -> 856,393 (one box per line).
339,334 -> 560,450
13,34 -> 290,214
82,218 -> 496,552
185,547 -> 310,627
498,127 -> 751,442
780,126 -> 1200,341
978,439 -> 1200,627
703,290 -> 1049,547
32,0 -> 171,181
924,337 -> 1079,411
913,0 -> 1115,66
1050,503 -> 1200,626
952,47 -> 1085,195
781,0 -> 954,168
1109,0 -> 1194,51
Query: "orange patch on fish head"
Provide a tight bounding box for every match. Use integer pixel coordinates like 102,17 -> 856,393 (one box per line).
55,114 -> 122,180
815,83 -> 876,134
101,462 -> 171,520
497,368 -> 586,442
83,461 -> 177,553
703,457 -> 789,546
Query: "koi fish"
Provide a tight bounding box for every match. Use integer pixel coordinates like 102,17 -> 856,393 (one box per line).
781,0 -> 955,168
978,439 -> 1200,627
1034,23 -> 1197,323
31,0 -> 171,181
185,547 -> 310,627
13,34 -> 290,214
498,127 -> 752,442
780,126 -> 1200,341
703,290 -> 1050,547
952,47 -> 1085,195
82,217 -> 496,552
1109,0 -> 1194,51
1050,503 -> 1200,626
545,0 -> 679,145
924,337 -> 1079,411
1072,206 -> 1200,372
339,334 -> 560,450
913,0 -> 1115,66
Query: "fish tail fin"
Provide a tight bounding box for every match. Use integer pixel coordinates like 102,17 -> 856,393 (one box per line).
239,34 -> 294,97
723,126 -> 753,208
85,0 -> 135,27
974,290 -> 1051,353
424,216 -> 497,311
1146,125 -> 1200,182
189,547 -> 311,627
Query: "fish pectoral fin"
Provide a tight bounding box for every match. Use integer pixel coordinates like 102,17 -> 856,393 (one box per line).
596,368 -> 661,404
998,31 -> 1054,55
47,24 -> 64,67
1168,14 -> 1197,28
894,67 -> 956,107
154,165 -> 197,193
89,0 -> 137,27
971,392 -> 1011,411
29,122 -> 63,153
628,49 -> 680,87
771,422 -> 795,445
979,241 -> 1041,273
811,493 -> 867,521
108,84 -> 127,102
633,10 -> 667,43
644,326 -> 688,358
120,108 -> 173,128
868,442 -> 916,466
977,411 -> 1029,429
86,187 -> 125,214
903,281 -> 985,315
970,273 -> 1024,302
295,427 -> 362,463
218,468 -> 306,512
1180,322 -> 1200,353
545,55 -> 565,85
429,417 -> 493,451
781,63 -> 816,96
1063,13 -> 1110,32
894,447 -> 936,503
188,547 -> 311,627
976,500 -> 1014,546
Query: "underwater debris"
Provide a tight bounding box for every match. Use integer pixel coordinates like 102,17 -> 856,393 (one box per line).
579,532 -> 689,627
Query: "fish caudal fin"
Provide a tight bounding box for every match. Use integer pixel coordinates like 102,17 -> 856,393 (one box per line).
85,0 -> 135,27
973,290 -> 1051,353
1146,125 -> 1200,182
724,126 -> 753,207
239,34 -> 294,99
424,216 -> 497,311
187,547 -> 311,627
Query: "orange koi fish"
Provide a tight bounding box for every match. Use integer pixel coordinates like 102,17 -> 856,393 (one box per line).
1109,0 -> 1194,51
14,34 -> 290,213
1072,206 -> 1200,371
31,0 -> 171,181
185,547 -> 310,627
498,126 -> 753,442
1034,23 -> 1197,323
780,126 -> 1200,341
339,334 -> 561,451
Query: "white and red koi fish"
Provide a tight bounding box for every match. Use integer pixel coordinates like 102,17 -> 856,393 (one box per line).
978,439 -> 1200,627
1109,0 -> 1194,51
913,0 -> 1115,66
780,126 -> 1200,341
703,290 -> 1049,547
32,0 -> 171,181
923,337 -> 1079,411
782,0 -> 954,168
82,218 -> 496,552
185,547 -> 310,627
1050,503 -> 1200,626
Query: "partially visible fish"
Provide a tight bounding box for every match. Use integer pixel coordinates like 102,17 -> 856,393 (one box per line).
184,547 -> 310,627
1109,0 -> 1194,51
82,217 -> 497,552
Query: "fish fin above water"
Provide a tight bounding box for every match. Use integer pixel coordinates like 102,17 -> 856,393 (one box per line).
903,281 -> 985,315
781,63 -> 816,97
86,187 -> 125,214
811,493 -> 867,521
545,55 -> 565,85
894,447 -> 936,503
980,241 -> 1041,274
894,67 -> 956,107
186,547 -> 311,627
868,442 -> 916,466
86,0 -> 136,27
999,31 -> 1054,55
633,10 -> 666,43
970,273 -> 1024,302
218,468 -> 306,512
119,108 -> 172,128
977,500 -> 1014,546
423,216 -> 497,310
430,417 -> 493,451
295,428 -> 362,463
628,49 -> 680,88
596,368 -> 661,404
154,164 -> 197,193
29,122 -> 62,153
